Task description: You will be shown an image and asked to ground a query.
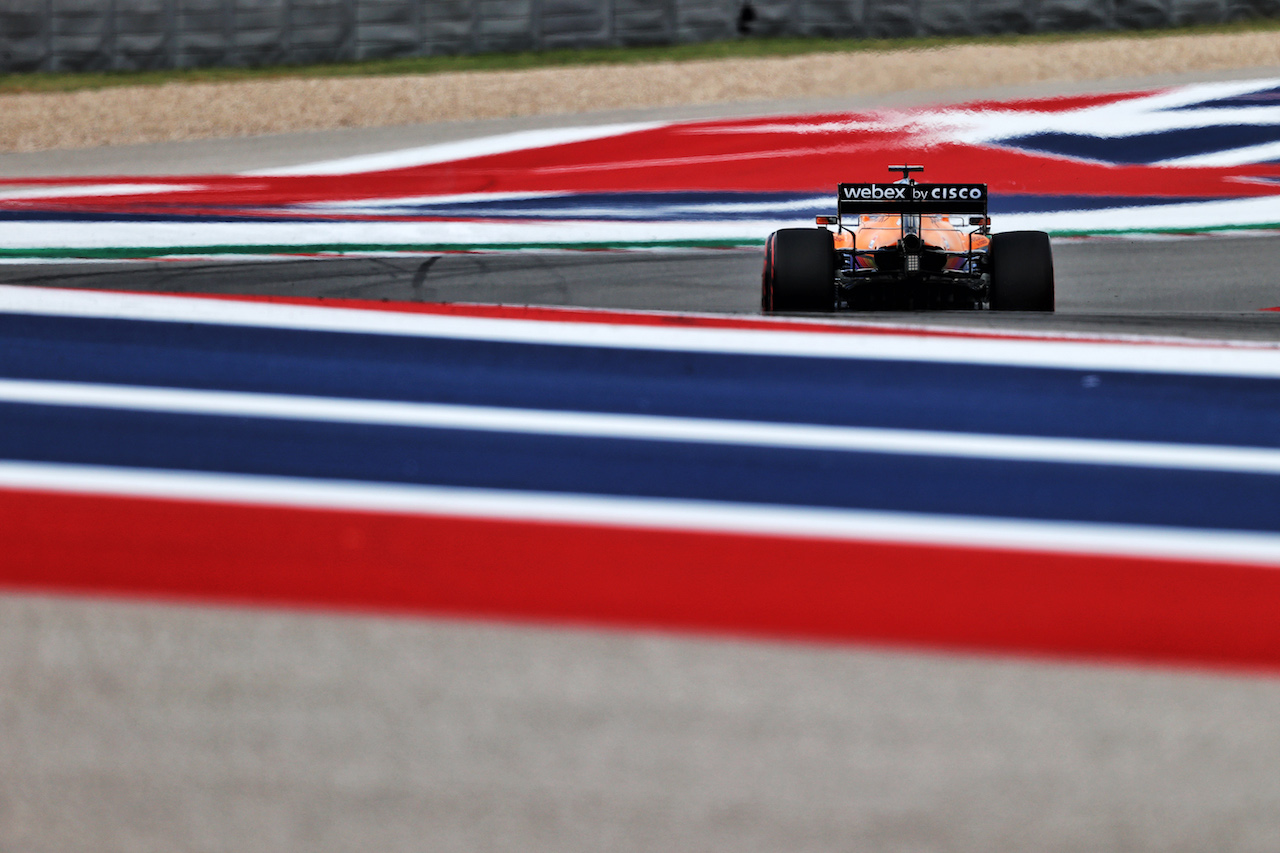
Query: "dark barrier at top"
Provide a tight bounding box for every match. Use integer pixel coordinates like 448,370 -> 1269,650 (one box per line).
1,0 -> 1275,74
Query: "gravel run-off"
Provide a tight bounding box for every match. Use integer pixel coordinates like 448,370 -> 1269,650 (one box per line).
4,29 -> 1280,153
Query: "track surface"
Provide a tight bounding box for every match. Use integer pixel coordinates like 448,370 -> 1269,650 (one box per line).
7,595 -> 1280,853
8,249 -> 1280,853
5,77 -> 1280,853
5,234 -> 1280,340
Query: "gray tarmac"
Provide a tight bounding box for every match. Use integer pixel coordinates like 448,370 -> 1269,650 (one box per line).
5,234 -> 1280,340
5,595 -> 1280,853
4,72 -> 1280,853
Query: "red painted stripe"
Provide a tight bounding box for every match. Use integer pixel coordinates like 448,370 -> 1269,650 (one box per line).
180,292 -> 930,334
8,90 -> 1280,208
951,90 -> 1151,113
4,486 -> 1280,674
158,291 -> 1260,347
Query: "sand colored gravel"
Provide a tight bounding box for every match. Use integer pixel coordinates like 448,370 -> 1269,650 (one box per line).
3,29 -> 1279,152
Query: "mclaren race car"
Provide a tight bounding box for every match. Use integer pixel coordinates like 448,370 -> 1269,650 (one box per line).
762,165 -> 1054,312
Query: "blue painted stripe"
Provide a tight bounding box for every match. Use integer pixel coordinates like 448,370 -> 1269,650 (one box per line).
1168,86 -> 1280,109
1003,126 -> 1280,165
1,401 -> 1277,534
2,313 -> 1279,450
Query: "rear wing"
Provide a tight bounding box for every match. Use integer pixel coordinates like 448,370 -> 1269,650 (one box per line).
837,183 -> 988,216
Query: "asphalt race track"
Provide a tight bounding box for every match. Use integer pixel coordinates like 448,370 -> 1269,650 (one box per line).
4,234 -> 1280,340
4,74 -> 1280,853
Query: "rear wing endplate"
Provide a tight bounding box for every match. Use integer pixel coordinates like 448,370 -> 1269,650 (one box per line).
837,183 -> 989,215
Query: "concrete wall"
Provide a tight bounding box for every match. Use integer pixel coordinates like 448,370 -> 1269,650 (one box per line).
1,0 -> 1274,73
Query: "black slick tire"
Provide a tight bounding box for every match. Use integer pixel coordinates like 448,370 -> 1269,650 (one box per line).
989,230 -> 1054,312
762,228 -> 836,313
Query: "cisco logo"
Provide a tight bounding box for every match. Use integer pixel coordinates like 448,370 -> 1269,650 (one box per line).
921,187 -> 984,200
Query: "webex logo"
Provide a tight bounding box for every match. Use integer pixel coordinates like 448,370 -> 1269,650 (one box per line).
842,184 -> 908,200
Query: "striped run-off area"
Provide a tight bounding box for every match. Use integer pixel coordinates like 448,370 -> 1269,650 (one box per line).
5,77 -> 1280,260
3,284 -> 1280,671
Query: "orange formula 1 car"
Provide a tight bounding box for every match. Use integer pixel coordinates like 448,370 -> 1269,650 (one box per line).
762,165 -> 1054,312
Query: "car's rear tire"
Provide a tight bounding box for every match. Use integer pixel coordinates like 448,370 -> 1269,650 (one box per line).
762,228 -> 836,313
989,231 -> 1054,312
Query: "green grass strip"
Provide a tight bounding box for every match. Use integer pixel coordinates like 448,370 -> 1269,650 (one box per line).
2,18 -> 1278,95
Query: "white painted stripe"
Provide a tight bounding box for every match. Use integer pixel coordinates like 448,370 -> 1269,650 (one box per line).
303,195 -> 830,217
245,122 -> 668,176
998,194 -> 1280,235
1,199 -> 1278,251
946,78 -> 1280,148
718,80 -> 1280,144
4,378 -> 1280,476
1156,140 -> 1280,168
296,190 -> 566,210
2,285 -> 1279,378
0,218 -> 790,250
2,460 -> 1279,567
0,184 -> 205,201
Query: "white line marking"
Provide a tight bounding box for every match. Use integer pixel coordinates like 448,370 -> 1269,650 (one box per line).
0,184 -> 205,201
3,378 -> 1279,475
1156,140 -> 1280,168
998,195 -> 1280,235
244,123 -> 668,176
2,285 -> 1279,378
3,460 -> 1279,567
5,198 -> 1280,249
0,218 -> 789,250
295,190 -> 566,210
